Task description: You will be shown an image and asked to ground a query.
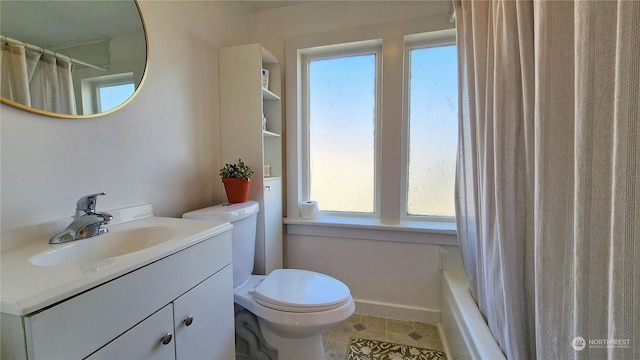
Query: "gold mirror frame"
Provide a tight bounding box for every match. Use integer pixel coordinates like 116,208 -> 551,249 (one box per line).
0,0 -> 149,119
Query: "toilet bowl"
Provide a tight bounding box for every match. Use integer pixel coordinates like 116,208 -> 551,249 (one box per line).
183,202 -> 354,360
235,270 -> 355,359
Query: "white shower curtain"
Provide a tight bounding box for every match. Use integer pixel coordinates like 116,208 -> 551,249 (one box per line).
455,0 -> 639,359
454,1 -> 534,358
1,43 -> 31,106
1,44 -> 77,115
30,54 -> 77,115
535,1 -> 639,359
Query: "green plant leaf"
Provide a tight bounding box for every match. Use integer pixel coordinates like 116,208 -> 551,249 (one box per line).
219,158 -> 254,180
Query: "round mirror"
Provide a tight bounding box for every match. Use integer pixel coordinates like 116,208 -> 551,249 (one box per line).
0,0 -> 148,118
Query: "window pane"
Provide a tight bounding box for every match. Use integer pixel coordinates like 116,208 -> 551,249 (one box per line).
99,83 -> 135,112
309,54 -> 376,213
407,45 -> 458,217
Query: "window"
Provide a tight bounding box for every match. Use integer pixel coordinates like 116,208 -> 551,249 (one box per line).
289,28 -> 457,224
80,73 -> 135,114
98,82 -> 135,112
304,47 -> 380,214
406,44 -> 458,217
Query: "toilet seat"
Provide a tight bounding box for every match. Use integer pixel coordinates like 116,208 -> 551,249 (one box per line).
253,269 -> 351,313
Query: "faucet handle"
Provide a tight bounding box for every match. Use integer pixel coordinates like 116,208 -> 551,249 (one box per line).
76,193 -> 106,214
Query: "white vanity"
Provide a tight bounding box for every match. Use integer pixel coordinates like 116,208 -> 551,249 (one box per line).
1,205 -> 235,359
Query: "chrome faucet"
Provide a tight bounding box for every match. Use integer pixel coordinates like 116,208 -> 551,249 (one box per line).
49,193 -> 113,244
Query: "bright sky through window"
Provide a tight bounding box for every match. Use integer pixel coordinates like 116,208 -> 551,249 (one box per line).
99,83 -> 135,112
306,42 -> 457,217
309,54 -> 376,213
407,45 -> 458,217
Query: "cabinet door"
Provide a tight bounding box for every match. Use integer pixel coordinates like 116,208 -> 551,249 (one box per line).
173,265 -> 235,360
263,178 -> 283,272
87,304 -> 175,360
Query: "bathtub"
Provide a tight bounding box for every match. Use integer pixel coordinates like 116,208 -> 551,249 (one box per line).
439,271 -> 506,360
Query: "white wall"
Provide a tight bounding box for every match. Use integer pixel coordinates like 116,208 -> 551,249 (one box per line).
247,1 -> 460,322
0,2 -> 249,243
286,230 -> 463,323
248,1 -> 453,61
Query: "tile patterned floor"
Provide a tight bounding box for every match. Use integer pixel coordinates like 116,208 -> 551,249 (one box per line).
323,314 -> 445,360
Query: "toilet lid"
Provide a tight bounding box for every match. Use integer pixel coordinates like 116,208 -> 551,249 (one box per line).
253,269 -> 351,313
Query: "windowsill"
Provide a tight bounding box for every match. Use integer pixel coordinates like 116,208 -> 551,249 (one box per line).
283,216 -> 457,246
284,216 -> 456,233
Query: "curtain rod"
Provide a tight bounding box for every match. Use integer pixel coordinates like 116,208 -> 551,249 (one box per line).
1,35 -> 107,72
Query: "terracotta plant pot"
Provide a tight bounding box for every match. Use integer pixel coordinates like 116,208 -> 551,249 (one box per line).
222,178 -> 252,203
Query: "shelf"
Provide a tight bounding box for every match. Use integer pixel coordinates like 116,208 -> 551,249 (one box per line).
221,43 -> 283,274
262,88 -> 280,101
263,130 -> 280,138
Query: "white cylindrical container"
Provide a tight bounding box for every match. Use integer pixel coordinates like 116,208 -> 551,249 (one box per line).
300,200 -> 320,219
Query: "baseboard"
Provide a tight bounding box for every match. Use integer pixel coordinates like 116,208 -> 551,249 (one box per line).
354,298 -> 440,324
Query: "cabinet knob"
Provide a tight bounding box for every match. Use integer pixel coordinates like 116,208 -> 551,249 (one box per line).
184,315 -> 194,326
265,186 -> 272,191
160,333 -> 173,345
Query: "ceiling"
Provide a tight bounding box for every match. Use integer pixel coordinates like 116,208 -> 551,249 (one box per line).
1,0 -> 380,51
1,0 -> 143,50
1,0 -> 319,50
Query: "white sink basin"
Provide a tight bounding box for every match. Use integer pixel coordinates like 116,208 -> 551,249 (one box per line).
2,205 -> 233,316
30,226 -> 181,267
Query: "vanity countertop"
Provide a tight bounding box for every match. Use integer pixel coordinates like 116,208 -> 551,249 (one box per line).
1,205 -> 232,316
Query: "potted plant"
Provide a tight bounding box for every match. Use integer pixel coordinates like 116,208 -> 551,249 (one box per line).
219,158 -> 254,203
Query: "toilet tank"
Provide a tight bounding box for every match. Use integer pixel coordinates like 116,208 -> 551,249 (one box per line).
183,201 -> 259,288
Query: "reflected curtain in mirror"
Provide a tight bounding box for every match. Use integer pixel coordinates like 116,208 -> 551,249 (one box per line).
1,42 -> 77,115
0,0 -> 147,118
1,43 -> 30,106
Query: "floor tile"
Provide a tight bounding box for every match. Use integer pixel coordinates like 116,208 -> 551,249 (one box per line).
415,322 -> 441,339
386,332 -> 417,347
388,318 -> 415,333
356,328 -> 386,342
360,314 -> 387,331
324,313 -> 445,359
325,341 -> 349,360
328,323 -> 359,343
416,337 -> 445,352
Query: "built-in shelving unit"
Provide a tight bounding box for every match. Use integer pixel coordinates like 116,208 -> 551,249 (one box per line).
262,88 -> 280,101
219,44 -> 283,275
263,130 -> 280,138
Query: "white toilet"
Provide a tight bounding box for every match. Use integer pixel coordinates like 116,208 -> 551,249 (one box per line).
183,201 -> 355,360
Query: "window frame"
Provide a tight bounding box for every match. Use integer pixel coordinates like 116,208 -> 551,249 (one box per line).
300,41 -> 383,218
285,18 -> 456,228
80,72 -> 135,114
401,30 -> 458,222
